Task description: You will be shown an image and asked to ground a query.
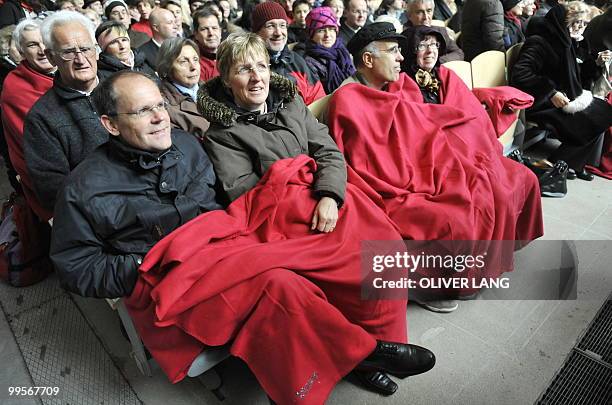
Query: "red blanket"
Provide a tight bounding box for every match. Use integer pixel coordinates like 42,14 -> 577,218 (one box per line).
586,93 -> 612,179
124,156 -> 408,405
327,71 -> 543,287
0,62 -> 53,220
291,71 -> 326,105
472,86 -> 534,137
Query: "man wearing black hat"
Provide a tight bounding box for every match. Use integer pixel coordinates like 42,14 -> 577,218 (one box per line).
104,0 -> 150,47
344,22 -> 406,90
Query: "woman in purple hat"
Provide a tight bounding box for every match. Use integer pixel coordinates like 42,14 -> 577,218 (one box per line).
303,6 -> 355,93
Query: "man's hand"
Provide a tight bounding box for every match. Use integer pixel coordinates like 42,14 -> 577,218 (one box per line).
550,92 -> 570,108
311,197 -> 338,233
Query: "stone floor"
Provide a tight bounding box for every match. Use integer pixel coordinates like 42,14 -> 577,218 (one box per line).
0,154 -> 610,405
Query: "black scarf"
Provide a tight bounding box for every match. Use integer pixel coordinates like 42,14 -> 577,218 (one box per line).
541,4 -> 583,100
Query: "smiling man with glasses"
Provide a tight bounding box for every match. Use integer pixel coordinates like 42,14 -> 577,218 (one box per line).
344,22 -> 406,91
23,11 -> 108,219
51,70 -> 221,298
251,1 -> 325,104
403,0 -> 464,62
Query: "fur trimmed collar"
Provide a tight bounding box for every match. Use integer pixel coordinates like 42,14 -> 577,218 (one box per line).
197,73 -> 297,128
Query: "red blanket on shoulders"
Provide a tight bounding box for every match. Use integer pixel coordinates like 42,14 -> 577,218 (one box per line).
0,62 -> 53,220
472,86 -> 534,137
124,156 -> 407,405
327,70 -> 543,282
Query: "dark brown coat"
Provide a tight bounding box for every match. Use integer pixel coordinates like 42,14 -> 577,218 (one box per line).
160,80 -> 210,142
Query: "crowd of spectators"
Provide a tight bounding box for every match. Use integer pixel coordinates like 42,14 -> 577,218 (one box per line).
0,0 -> 610,403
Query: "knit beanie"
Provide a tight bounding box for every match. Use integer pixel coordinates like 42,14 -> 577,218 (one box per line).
84,0 -> 101,8
501,0 -> 522,11
305,6 -> 339,38
251,2 -> 288,33
104,0 -> 128,19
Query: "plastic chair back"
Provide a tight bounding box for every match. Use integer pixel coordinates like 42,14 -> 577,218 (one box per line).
471,50 -> 507,87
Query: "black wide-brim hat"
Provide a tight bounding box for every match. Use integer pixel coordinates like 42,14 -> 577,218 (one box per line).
347,22 -> 406,58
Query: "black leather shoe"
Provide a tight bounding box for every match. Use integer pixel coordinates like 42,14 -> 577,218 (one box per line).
358,340 -> 435,379
566,168 -> 577,180
353,370 -> 398,396
576,169 -> 594,181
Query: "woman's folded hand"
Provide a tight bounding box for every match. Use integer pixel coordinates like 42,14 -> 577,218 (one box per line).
311,197 -> 339,233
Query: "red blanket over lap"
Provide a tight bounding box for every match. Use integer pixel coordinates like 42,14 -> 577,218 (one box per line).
327,71 -> 543,285
471,86 -> 534,137
124,156 -> 408,404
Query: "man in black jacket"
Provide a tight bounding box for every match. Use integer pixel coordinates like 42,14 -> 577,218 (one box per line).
137,7 -> 178,69
23,11 -> 109,217
51,71 -> 221,298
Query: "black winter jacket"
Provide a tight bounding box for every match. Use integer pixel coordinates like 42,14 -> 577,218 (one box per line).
50,130 -> 222,298
269,45 -> 320,86
97,49 -> 156,83
23,78 -> 108,213
138,40 -> 160,71
0,0 -> 26,29
460,0 -> 504,61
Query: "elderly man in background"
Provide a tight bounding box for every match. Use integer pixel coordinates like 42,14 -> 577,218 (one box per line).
252,1 -> 325,103
138,8 -> 179,69
1,19 -> 55,221
339,0 -> 368,44
23,11 -> 108,219
104,0 -> 150,47
403,0 -> 463,62
192,8 -> 221,81
460,0 -> 504,61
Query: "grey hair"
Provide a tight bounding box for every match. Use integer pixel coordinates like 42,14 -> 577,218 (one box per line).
40,10 -> 97,51
355,41 -> 380,67
156,37 -> 200,79
12,19 -> 41,54
404,0 -> 434,14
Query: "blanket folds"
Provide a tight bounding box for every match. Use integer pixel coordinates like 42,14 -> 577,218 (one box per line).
124,155 -> 408,405
327,70 -> 544,293
471,86 -> 534,137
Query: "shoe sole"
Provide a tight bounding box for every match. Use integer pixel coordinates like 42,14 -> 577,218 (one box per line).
352,372 -> 398,396
358,361 -> 436,380
541,192 -> 566,198
413,300 -> 459,313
